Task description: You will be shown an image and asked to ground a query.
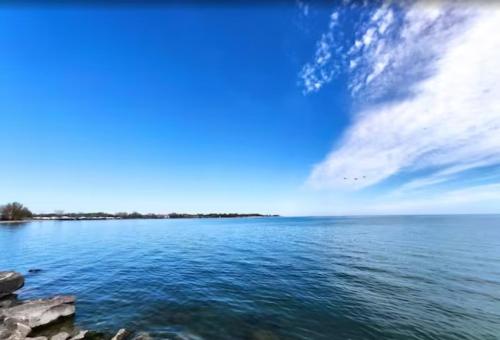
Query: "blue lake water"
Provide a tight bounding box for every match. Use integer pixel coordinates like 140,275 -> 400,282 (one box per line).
1,216 -> 500,339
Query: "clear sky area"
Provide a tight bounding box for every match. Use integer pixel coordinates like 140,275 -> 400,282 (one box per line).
2,2 -> 500,215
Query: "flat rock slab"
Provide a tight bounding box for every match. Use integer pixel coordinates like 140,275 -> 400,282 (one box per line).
0,317 -> 32,340
0,272 -> 24,298
1,296 -> 76,328
68,330 -> 87,340
50,332 -> 70,340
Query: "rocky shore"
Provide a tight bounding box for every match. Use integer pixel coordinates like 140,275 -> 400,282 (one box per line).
0,271 -> 150,340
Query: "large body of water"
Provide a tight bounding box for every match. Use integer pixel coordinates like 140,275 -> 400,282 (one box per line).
1,216 -> 500,339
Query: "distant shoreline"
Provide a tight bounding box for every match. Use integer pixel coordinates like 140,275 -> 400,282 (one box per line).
0,213 -> 279,223
0,220 -> 30,224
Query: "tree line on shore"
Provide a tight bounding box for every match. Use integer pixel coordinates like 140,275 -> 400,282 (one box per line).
0,202 -> 33,221
0,202 -> 276,221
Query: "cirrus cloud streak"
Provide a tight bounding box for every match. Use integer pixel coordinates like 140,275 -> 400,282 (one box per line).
305,3 -> 500,196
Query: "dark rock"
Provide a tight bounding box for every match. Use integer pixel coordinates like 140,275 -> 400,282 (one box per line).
0,271 -> 24,298
28,269 -> 43,274
27,316 -> 77,339
66,330 -> 107,340
80,330 -> 109,340
0,294 -> 19,309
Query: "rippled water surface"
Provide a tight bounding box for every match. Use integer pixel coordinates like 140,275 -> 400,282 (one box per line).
1,216 -> 500,339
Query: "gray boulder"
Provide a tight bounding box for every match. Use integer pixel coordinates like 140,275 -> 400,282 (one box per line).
0,317 -> 32,339
0,296 -> 75,328
51,332 -> 70,340
0,272 -> 24,298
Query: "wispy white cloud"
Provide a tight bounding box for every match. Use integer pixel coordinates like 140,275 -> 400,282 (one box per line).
394,160 -> 500,195
367,183 -> 500,214
302,3 -> 500,201
299,7 -> 342,93
302,1 -> 473,99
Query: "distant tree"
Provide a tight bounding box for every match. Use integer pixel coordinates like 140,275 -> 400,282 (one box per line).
127,212 -> 143,219
0,202 -> 33,221
115,212 -> 129,219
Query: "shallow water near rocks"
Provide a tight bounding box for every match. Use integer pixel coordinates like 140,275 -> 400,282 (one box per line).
1,216 -> 500,339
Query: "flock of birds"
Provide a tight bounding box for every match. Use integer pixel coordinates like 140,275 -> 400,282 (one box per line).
344,176 -> 366,181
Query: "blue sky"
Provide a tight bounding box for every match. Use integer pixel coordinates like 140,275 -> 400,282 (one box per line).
1,2 -> 500,215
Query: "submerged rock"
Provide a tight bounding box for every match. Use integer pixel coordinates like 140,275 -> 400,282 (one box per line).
251,329 -> 280,340
0,272 -> 24,298
168,312 -> 192,324
130,332 -> 153,340
111,329 -> 129,340
68,330 -> 87,340
0,270 -> 141,340
28,270 -> 43,274
0,295 -> 76,328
